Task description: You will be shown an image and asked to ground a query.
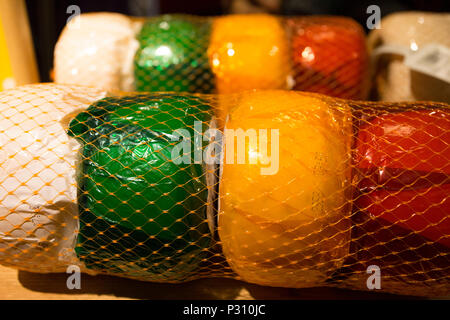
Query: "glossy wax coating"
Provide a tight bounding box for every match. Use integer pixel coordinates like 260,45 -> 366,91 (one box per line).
346,107 -> 450,294
287,17 -> 369,100
219,90 -> 352,288
68,94 -> 213,279
208,14 -> 290,94
355,109 -> 450,247
134,15 -> 214,93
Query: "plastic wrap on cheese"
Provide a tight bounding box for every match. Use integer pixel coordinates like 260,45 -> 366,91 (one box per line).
0,83 -> 448,296
218,91 -> 353,288
208,14 -> 290,93
54,13 -> 369,100
67,94 -> 217,281
54,13 -> 138,92
134,15 -> 214,93
287,16 -> 369,100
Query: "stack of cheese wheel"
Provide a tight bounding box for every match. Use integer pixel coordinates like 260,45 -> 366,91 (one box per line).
218,90 -> 353,288
2,84 -> 448,295
54,13 -> 369,100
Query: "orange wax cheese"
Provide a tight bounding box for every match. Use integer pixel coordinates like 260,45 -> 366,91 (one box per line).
218,90 -> 353,288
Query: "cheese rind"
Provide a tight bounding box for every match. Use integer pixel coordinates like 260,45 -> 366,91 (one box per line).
218,90 -> 352,288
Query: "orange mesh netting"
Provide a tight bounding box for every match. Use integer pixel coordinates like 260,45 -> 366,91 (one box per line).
0,84 -> 448,296
54,13 -> 369,100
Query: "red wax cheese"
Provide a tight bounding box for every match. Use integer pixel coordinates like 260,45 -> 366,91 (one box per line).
355,109 -> 450,247
287,17 -> 369,100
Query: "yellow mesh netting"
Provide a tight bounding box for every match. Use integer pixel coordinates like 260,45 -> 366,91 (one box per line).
0,84 -> 448,296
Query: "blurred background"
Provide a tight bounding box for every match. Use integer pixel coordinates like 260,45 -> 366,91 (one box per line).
25,0 -> 449,82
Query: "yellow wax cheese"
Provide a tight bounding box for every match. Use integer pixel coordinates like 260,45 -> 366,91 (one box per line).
208,14 -> 290,94
219,90 -> 352,288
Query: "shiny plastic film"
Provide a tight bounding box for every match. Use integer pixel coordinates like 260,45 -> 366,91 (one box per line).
54,13 -> 369,100
0,83 -> 449,297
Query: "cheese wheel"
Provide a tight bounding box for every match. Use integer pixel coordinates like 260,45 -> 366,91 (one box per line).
68,94 -> 216,280
355,109 -> 450,247
54,13 -> 138,91
287,16 -> 369,100
369,12 -> 450,102
208,14 -> 290,94
347,107 -> 450,296
0,84 -> 106,272
218,90 -> 352,288
134,15 -> 213,93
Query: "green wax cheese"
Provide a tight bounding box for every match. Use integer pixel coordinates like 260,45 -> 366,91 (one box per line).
134,15 -> 214,93
68,94 -> 214,280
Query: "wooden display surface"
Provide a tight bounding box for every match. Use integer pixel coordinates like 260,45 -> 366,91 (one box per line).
0,265 -> 418,300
